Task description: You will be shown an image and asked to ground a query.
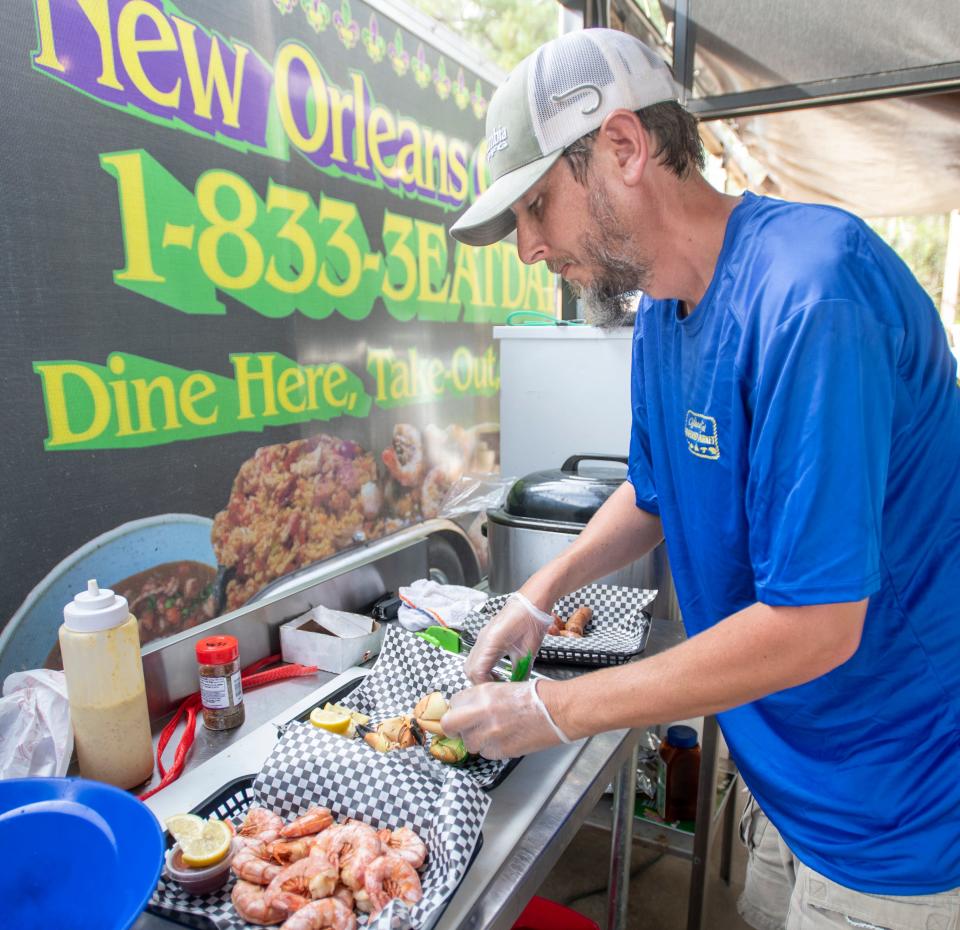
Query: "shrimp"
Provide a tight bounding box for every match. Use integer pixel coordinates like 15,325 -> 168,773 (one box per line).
313,822 -> 382,891
236,835 -> 270,855
280,806 -> 334,838
239,806 -> 284,844
233,845 -> 284,885
265,856 -> 338,916
310,823 -> 344,862
278,897 -> 356,930
377,826 -> 427,868
231,879 -> 286,926
266,836 -> 316,865
362,853 -> 423,917
331,883 -> 354,911
381,424 -> 425,487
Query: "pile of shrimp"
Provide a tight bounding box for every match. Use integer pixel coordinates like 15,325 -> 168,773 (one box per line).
230,804 -> 426,929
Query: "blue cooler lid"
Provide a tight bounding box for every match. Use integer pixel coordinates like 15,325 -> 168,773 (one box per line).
666,725 -> 699,749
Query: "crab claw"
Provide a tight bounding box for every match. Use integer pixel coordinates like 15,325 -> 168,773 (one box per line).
429,736 -> 468,765
377,715 -> 419,748
413,691 -> 450,735
364,731 -> 395,753
377,716 -> 410,743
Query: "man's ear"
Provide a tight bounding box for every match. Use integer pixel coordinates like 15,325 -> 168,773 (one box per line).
598,109 -> 648,186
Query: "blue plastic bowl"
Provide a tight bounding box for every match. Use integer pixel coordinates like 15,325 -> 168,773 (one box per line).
0,777 -> 165,930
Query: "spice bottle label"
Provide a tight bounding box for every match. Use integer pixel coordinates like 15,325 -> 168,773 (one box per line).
200,674 -> 237,709
229,670 -> 243,704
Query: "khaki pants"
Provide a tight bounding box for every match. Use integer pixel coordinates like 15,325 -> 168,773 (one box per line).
737,793 -> 960,930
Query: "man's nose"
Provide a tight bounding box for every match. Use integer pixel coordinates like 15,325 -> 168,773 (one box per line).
516,216 -> 547,266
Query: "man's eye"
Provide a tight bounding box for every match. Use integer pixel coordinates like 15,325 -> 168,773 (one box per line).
530,197 -> 543,218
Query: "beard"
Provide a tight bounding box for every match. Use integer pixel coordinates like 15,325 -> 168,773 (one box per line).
565,180 -> 651,330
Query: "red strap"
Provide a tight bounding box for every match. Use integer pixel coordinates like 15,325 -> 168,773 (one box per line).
137,658 -> 319,802
241,653 -> 282,677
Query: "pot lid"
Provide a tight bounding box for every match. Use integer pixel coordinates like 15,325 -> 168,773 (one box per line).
503,454 -> 628,526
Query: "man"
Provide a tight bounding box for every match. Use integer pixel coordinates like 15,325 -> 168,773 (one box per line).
440,28 -> 960,930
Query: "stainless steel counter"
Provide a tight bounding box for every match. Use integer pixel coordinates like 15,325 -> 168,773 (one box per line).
133,619 -> 686,930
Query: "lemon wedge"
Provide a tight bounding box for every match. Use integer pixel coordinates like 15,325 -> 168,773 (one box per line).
179,818 -> 233,868
310,707 -> 352,734
165,813 -> 205,842
325,702 -> 369,726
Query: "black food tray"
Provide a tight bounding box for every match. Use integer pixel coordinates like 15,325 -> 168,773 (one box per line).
463,583 -> 657,668
150,766 -> 484,930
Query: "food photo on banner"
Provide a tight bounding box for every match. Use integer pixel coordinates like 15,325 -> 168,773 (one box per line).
0,0 -> 558,679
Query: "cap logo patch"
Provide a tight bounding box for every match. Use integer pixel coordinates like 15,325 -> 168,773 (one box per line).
486,125 -> 509,161
551,83 -> 603,115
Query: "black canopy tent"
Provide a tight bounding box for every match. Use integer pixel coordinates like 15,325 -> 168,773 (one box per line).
563,0 -> 960,217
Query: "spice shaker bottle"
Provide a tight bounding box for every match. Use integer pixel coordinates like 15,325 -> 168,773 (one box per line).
59,579 -> 154,789
656,724 -> 701,823
195,635 -> 245,730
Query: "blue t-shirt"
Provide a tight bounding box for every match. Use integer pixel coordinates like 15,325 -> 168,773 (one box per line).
629,192 -> 960,893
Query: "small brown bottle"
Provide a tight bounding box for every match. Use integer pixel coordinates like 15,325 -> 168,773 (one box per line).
656,725 -> 701,823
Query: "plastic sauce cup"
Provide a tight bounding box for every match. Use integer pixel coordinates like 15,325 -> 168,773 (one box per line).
164,838 -> 237,895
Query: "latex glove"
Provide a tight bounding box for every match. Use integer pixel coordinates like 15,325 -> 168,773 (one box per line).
440,680 -> 572,760
463,592 -> 554,684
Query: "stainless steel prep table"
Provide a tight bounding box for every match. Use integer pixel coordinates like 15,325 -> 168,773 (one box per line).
133,620 -> 691,930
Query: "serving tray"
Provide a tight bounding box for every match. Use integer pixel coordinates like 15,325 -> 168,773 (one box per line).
463,583 -> 656,668
149,723 -> 488,930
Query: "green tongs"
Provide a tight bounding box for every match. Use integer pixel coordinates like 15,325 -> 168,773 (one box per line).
509,650 -> 534,682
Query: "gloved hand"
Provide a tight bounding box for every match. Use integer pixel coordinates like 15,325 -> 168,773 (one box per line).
463,592 -> 554,684
440,679 -> 572,760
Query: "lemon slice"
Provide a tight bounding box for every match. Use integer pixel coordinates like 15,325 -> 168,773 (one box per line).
325,702 -> 369,726
179,819 -> 233,868
165,813 -> 205,842
310,707 -> 352,734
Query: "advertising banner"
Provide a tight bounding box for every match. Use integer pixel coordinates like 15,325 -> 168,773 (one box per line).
0,0 -> 556,677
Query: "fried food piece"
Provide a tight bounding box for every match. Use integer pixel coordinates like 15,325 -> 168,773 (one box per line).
565,606 -> 593,636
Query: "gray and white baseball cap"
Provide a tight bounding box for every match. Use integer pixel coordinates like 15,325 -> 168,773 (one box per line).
450,29 -> 678,246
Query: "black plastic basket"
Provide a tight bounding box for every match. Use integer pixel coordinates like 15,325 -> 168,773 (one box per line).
463,583 -> 656,669
149,774 -> 483,930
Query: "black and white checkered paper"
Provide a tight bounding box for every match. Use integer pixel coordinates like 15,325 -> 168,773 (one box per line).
463,583 -> 657,667
150,723 -> 489,930
337,623 -> 512,789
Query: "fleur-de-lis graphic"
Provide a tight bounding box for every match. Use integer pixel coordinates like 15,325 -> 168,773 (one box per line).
412,43 -> 432,88
433,56 -> 451,100
301,0 -> 331,32
471,80 -> 488,119
388,30 -> 410,76
333,0 -> 359,48
453,68 -> 470,109
273,0 -> 298,13
362,13 -> 386,62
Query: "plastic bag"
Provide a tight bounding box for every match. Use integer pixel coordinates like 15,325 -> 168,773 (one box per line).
438,472 -> 515,521
0,669 -> 74,778
438,473 -> 515,574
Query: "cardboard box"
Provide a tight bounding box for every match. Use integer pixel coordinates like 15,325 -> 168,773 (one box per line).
280,605 -> 384,673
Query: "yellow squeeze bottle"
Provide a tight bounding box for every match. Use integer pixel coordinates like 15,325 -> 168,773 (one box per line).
59,579 -> 154,789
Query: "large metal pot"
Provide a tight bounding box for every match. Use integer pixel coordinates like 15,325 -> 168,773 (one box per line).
486,454 -> 679,621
